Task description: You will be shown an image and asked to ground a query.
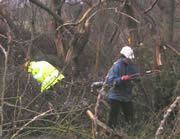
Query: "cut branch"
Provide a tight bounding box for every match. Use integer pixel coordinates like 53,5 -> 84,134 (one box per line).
86,110 -> 130,138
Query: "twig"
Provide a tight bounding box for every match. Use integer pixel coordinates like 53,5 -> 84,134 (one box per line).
10,109 -> 52,139
15,7 -> 36,120
86,110 -> 130,139
0,44 -> 9,137
155,96 -> 180,139
144,0 -> 159,14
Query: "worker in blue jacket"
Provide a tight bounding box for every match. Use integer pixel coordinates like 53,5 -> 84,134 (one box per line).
107,46 -> 138,129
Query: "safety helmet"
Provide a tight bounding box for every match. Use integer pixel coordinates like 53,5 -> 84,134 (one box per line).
120,46 -> 134,59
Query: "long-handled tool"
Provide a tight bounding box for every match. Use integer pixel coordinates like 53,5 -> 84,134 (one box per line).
91,69 -> 161,95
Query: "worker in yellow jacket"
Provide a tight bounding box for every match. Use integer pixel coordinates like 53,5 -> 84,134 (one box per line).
25,61 -> 65,92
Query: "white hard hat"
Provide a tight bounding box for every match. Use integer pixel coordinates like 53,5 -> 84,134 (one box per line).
120,46 -> 135,59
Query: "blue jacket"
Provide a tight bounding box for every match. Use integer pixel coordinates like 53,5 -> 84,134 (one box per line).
107,58 -> 138,102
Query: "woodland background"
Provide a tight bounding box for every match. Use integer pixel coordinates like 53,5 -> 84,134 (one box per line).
0,0 -> 180,138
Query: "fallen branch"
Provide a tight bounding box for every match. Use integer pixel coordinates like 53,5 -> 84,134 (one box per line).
155,96 -> 180,139
86,110 -> 130,138
10,109 -> 52,139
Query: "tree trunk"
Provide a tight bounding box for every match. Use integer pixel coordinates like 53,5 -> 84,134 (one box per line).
157,0 -> 175,71
158,0 -> 175,43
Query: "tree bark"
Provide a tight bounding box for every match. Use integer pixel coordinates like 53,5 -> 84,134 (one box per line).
157,0 -> 175,43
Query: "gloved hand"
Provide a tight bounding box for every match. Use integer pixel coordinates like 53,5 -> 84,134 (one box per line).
121,75 -> 131,80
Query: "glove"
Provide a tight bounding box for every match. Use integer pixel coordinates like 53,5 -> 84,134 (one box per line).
121,75 -> 131,80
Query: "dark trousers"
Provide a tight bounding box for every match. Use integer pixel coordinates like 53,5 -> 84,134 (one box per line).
108,99 -> 134,129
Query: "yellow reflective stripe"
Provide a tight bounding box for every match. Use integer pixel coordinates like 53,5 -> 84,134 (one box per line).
41,71 -> 59,86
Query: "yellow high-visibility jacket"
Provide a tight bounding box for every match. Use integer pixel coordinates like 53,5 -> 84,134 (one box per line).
28,61 -> 64,92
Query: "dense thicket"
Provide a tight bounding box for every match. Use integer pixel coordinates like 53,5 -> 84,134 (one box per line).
0,0 -> 180,138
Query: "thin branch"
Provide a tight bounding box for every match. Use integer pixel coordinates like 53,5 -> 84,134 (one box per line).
10,109 -> 52,139
57,3 -> 140,31
116,9 -> 140,24
0,44 -> 9,136
165,44 -> 180,56
4,101 -> 40,115
129,0 -> 156,27
155,96 -> 180,139
86,7 -> 140,25
0,45 -> 7,56
0,26 -> 12,137
144,0 -> 159,14
0,33 -> 24,44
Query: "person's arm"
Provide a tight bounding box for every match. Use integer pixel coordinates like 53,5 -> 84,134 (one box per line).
107,62 -> 125,87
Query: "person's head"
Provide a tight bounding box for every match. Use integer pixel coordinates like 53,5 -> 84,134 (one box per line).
120,46 -> 134,64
